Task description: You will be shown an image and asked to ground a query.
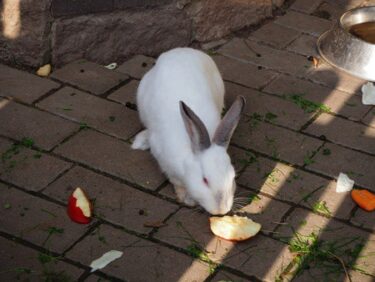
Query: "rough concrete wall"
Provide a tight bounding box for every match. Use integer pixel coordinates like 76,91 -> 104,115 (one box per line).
51,4 -> 192,66
180,0 -> 273,41
0,0 -> 52,67
0,0 -> 285,68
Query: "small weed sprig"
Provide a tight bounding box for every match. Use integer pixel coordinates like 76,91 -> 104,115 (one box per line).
278,230 -> 370,281
285,94 -> 331,114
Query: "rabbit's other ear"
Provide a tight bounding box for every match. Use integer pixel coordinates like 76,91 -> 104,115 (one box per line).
213,96 -> 245,148
180,101 -> 211,153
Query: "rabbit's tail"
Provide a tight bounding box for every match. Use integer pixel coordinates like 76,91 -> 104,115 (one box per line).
131,129 -> 150,150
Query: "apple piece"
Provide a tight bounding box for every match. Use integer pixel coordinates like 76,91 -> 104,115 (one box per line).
67,187 -> 92,224
209,215 -> 261,241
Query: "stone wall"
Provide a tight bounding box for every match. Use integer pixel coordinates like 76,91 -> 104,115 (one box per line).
0,0 -> 285,68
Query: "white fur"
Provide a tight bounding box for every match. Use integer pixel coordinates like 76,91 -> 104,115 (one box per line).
132,48 -> 236,215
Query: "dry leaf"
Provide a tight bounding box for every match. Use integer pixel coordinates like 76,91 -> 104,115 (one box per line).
312,57 -> 319,68
143,221 -> 167,228
307,56 -> 319,68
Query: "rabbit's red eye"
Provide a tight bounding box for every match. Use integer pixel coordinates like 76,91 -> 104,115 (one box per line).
203,177 -> 209,186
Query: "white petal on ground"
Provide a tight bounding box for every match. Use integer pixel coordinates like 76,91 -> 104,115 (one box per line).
104,63 -> 118,70
361,82 -> 375,105
336,173 -> 355,193
90,250 -> 123,272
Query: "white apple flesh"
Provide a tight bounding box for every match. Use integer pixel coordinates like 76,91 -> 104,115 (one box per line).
209,215 -> 261,241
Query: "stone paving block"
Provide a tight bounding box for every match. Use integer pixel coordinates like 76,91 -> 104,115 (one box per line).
248,22 -> 300,49
306,143 -> 375,191
286,34 -> 319,57
201,39 -> 228,50
362,108 -> 375,128
303,61 -> 366,94
0,98 -> 79,151
225,82 -> 314,130
290,0 -> 323,14
274,207 -> 329,240
236,188 -> 292,234
0,237 -> 83,281
0,138 -> 72,192
237,154 -> 355,220
154,207 -> 235,263
228,145 -> 256,174
218,38 -> 309,76
158,183 -> 176,200
350,208 -> 375,232
160,184 -> 291,234
263,74 -> 369,121
117,55 -> 155,79
107,79 -> 138,107
276,208 -> 375,278
301,181 -> 356,221
85,275 -> 113,282
44,166 -> 178,234
232,118 -> 323,166
154,208 -> 293,281
304,113 -> 375,155
312,2 -> 343,21
222,237 -> 292,281
364,0 -> 375,6
54,129 -> 166,190
51,60 -> 128,95
274,10 -> 333,36
37,87 -> 142,140
66,224 -> 211,281
0,64 -> 60,104
212,55 -> 278,89
212,271 -> 249,282
0,184 -> 92,253
325,0 -> 364,10
294,264 -> 375,282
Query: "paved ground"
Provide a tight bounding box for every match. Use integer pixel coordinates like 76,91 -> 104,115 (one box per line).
0,0 -> 374,281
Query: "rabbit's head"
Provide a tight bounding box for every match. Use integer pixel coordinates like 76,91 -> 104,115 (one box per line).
180,96 -> 245,215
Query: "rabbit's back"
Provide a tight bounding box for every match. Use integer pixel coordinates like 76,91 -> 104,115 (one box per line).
137,48 -> 224,136
136,48 -> 225,182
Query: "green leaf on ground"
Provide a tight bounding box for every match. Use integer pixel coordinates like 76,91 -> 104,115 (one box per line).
287,94 -> 331,113
322,148 -> 331,156
312,201 -> 331,216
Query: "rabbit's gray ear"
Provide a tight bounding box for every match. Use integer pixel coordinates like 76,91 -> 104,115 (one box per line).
213,96 -> 245,148
180,101 -> 211,153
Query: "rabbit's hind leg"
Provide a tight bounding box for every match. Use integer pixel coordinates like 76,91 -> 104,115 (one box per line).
174,185 -> 196,207
131,129 -> 150,150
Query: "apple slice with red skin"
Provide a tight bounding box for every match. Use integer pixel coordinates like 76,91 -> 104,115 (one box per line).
209,215 -> 261,241
67,187 -> 93,224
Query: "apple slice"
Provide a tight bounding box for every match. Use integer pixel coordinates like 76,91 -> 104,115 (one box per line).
209,215 -> 261,241
67,187 -> 92,224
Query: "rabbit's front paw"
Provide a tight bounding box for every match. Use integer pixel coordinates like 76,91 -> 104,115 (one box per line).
183,195 -> 197,207
131,129 -> 150,150
174,185 -> 196,206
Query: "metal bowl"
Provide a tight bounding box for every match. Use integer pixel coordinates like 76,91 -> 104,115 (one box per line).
317,6 -> 375,81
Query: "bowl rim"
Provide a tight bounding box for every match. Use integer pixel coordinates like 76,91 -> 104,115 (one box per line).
339,6 -> 375,45
339,6 -> 375,27
317,30 -> 375,81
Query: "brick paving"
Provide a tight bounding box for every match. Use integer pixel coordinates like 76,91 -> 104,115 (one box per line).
0,1 -> 374,281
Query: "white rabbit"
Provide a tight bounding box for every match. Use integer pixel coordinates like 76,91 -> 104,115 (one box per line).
132,48 -> 245,215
